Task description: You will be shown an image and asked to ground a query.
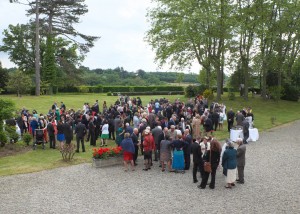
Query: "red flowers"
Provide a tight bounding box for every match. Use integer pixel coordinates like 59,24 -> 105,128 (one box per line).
93,146 -> 122,159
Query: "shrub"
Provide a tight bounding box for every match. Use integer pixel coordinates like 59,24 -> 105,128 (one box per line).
268,86 -> 283,101
203,89 -> 214,100
185,85 -> 207,97
5,124 -> 19,143
281,84 -> 299,101
22,133 -> 32,146
107,92 -> 112,96
78,86 -> 89,93
228,92 -> 236,100
0,131 -> 8,147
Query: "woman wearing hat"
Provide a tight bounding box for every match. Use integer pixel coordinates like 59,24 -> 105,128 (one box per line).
222,140 -> 237,188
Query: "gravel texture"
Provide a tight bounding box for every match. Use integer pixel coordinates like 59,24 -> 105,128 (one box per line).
1,121 -> 300,214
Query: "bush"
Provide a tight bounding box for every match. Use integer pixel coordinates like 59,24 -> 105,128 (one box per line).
112,91 -> 184,96
78,86 -> 90,93
203,89 -> 214,100
107,92 -> 113,96
185,85 -> 207,97
0,131 -> 7,147
268,86 -> 283,101
22,133 -> 32,146
228,92 -> 236,100
281,84 -> 299,101
5,124 -> 19,143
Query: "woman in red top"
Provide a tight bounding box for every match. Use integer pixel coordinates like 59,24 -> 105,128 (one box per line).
143,129 -> 155,171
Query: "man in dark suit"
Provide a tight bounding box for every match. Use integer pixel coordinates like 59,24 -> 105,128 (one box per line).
191,136 -> 203,183
183,129 -> 193,170
75,119 -> 87,152
62,121 -> 73,145
236,138 -> 246,184
227,108 -> 235,132
88,117 -> 96,146
131,128 -> 139,166
211,110 -> 220,131
151,123 -> 163,161
47,117 -> 56,149
242,119 -> 249,144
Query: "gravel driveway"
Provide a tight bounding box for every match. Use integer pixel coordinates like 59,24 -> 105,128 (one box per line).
1,121 -> 300,214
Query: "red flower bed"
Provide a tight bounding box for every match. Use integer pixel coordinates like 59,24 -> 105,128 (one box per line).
92,146 -> 122,159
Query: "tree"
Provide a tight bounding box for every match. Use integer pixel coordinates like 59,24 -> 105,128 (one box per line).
176,73 -> 184,85
146,0 -> 233,101
0,99 -> 15,146
27,0 -> 99,54
6,70 -> 32,97
42,35 -> 56,94
0,62 -> 9,92
0,24 -> 36,74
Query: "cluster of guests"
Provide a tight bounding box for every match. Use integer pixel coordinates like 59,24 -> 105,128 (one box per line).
11,95 -> 249,189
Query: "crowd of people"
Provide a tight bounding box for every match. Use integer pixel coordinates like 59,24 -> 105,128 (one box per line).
12,94 -> 253,189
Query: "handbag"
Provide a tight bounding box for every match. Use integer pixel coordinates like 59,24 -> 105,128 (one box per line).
204,149 -> 212,173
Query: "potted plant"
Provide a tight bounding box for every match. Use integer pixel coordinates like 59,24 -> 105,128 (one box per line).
92,146 -> 123,168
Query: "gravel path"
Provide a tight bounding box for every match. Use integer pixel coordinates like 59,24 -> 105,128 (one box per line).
1,121 -> 300,214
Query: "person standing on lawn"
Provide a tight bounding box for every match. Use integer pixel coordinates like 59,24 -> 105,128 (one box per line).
100,120 -> 109,147
75,119 -> 87,153
47,117 -> 56,149
88,117 -> 96,146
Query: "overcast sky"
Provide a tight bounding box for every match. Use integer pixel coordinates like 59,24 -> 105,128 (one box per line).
0,0 -> 200,73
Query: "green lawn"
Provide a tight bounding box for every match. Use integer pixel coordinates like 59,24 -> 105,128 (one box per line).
0,93 -> 299,176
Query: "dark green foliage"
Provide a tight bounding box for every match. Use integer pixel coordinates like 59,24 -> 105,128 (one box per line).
0,131 -> 7,147
185,85 -> 207,97
0,63 -> 9,92
281,84 -> 299,102
22,133 -> 32,146
268,86 -> 283,101
228,92 -> 236,100
5,124 -> 19,143
112,91 -> 184,96
42,35 -> 57,94
0,99 -> 15,147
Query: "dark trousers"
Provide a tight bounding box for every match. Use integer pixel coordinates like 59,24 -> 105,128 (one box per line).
86,130 -> 90,141
228,120 -> 233,132
76,137 -> 85,152
243,131 -> 249,143
193,162 -> 200,182
134,145 -> 139,164
200,167 -> 217,188
109,129 -> 115,140
49,135 -> 56,148
95,128 -> 100,141
154,147 -> 160,161
184,154 -> 190,170
237,165 -> 245,182
90,131 -> 96,146
213,121 -> 218,131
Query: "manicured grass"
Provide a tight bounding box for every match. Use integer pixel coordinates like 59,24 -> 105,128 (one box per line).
0,93 -> 299,176
0,93 -> 184,114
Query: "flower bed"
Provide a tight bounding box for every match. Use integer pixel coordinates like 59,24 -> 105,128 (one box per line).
92,146 -> 123,168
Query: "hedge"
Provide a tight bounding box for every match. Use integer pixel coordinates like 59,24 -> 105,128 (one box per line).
26,85 -> 185,95
112,91 -> 185,96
